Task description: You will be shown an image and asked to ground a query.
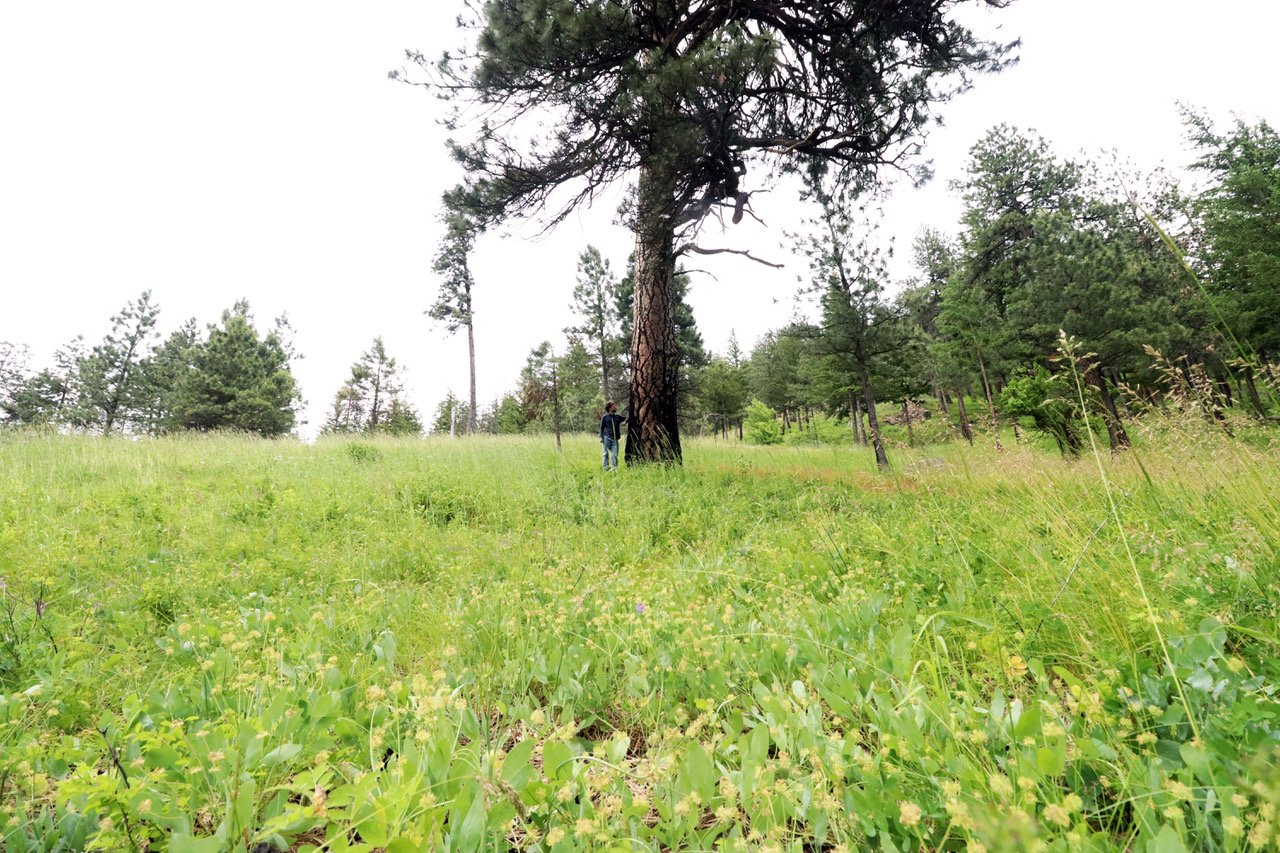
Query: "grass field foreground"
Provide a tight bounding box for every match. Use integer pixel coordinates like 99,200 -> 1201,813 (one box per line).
1,420 -> 1279,851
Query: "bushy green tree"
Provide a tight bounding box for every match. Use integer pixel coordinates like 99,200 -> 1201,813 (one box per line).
138,320 -> 198,434
945,127 -> 1190,449
326,338 -> 421,435
171,302 -> 298,436
1185,110 -> 1280,415
565,246 -> 625,404
431,391 -> 464,435
77,291 -> 160,434
794,204 -> 908,469
998,365 -> 1083,456
743,399 -> 782,445
698,356 -> 751,439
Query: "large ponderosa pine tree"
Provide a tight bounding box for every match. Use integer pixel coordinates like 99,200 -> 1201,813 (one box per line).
400,0 -> 1016,463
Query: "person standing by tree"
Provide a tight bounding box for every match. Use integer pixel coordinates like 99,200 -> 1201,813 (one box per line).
599,401 -> 626,471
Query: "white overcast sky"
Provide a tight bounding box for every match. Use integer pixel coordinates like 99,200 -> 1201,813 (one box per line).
2,0 -> 1276,435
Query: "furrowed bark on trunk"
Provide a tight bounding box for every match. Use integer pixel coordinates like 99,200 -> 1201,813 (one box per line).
1086,363 -> 1130,450
467,320 -> 478,434
859,361 -> 889,470
624,160 -> 681,465
955,391 -> 974,445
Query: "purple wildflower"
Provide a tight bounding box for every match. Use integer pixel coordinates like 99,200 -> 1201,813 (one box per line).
635,602 -> 646,614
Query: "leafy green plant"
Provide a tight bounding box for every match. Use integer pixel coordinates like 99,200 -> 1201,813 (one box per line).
743,399 -> 782,445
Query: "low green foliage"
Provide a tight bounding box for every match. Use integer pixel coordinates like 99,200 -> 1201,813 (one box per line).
1,424 -> 1278,851
744,400 -> 783,445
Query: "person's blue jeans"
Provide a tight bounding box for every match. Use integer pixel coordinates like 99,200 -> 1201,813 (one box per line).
602,437 -> 619,470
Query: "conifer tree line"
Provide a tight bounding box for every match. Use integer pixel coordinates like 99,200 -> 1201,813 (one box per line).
4,115 -> 1274,450
470,114 -> 1280,462
1,296 -> 301,436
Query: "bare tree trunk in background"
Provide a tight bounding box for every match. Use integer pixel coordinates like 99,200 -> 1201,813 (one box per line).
902,400 -> 915,448
624,161 -> 681,465
1086,363 -> 1130,451
551,361 -> 562,452
1243,366 -> 1268,419
955,391 -> 974,445
976,349 -> 1003,452
599,339 -> 611,405
466,320 -> 478,434
851,396 -> 865,445
1214,368 -> 1232,408
860,363 -> 889,470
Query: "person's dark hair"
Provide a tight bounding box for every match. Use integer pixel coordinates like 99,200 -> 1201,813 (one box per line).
605,401 -> 617,413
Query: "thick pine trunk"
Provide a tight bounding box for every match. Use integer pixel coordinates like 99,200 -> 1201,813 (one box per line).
624,161 -> 681,465
466,321 -> 478,434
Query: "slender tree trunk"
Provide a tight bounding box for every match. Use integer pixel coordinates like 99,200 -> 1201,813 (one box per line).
859,361 -> 889,470
902,399 -> 915,448
851,396 -> 865,445
551,362 -> 562,452
624,160 -> 681,465
936,387 -> 950,417
975,349 -> 1003,452
369,370 -> 382,433
955,391 -> 974,445
466,320 -> 478,434
1086,363 -> 1130,451
1213,369 -> 1232,408
599,338 -> 611,404
1243,366 -> 1267,418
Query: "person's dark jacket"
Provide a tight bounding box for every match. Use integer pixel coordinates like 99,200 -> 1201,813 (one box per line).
600,413 -> 625,441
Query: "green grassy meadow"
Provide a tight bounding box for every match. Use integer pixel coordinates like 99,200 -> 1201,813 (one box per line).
2,420 -> 1279,851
